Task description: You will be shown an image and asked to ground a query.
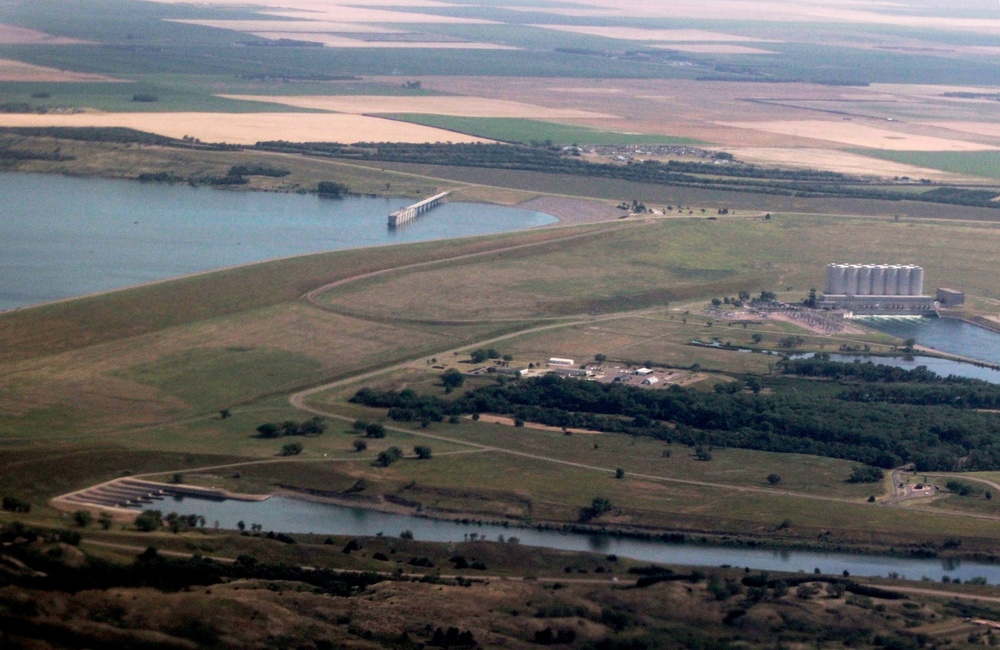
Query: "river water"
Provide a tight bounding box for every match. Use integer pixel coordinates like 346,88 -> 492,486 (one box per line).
140,495 -> 993,582
790,352 -> 1000,384
0,173 -> 556,310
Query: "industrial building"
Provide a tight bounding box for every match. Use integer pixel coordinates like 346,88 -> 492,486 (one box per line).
819,264 -> 935,315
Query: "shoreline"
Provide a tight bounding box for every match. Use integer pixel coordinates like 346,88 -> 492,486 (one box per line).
0,170 -> 605,314
269,485 -> 997,564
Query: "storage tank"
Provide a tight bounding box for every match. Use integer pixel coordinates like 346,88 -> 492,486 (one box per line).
910,267 -> 924,296
885,266 -> 900,296
899,265 -> 911,296
825,264 -> 843,294
871,265 -> 887,295
844,265 -> 859,295
824,264 -> 837,294
858,266 -> 873,296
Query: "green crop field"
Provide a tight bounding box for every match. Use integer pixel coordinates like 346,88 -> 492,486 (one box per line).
850,150 -> 1000,180
0,80 -> 323,113
385,115 -> 702,146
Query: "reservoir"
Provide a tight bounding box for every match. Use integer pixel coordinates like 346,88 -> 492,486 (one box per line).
860,316 -> 1000,367
0,173 -> 556,311
142,494 -> 995,583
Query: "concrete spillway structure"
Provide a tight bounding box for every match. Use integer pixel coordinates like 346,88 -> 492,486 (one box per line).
388,191 -> 450,228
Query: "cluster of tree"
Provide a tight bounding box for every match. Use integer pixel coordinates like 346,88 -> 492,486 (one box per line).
0,102 -> 47,113
469,348 -> 501,363
238,73 -> 361,82
428,627 -> 476,648
256,417 -> 326,438
253,141 -> 1000,209
0,147 -> 73,162
847,466 -> 885,483
375,446 -> 404,467
352,370 -> 1000,471
0,126 -> 176,145
2,496 -> 30,513
228,164 -> 289,177
317,180 -> 349,197
136,171 -> 183,183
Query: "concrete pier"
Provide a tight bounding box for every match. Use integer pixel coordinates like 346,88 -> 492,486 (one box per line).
388,191 -> 449,228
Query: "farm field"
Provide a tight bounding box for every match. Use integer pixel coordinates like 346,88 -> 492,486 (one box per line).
0,111 -> 492,145
382,115 -> 701,146
852,150 -> 1000,180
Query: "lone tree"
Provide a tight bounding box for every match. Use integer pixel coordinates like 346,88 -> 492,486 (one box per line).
767,473 -> 782,485
280,442 -> 303,456
73,510 -> 93,528
441,368 -> 465,390
414,445 -> 433,460
352,439 -> 368,452
365,423 -> 387,439
134,510 -> 163,532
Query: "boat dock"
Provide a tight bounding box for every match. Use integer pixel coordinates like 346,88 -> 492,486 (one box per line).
388,191 -> 449,228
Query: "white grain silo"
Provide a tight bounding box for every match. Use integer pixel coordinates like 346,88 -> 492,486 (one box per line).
871,265 -> 887,295
898,266 -> 914,296
824,264 -> 837,294
844,265 -> 859,295
829,264 -> 848,294
885,266 -> 900,296
910,266 -> 924,296
858,266 -> 873,296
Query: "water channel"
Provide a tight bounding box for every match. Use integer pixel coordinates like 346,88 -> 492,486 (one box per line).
0,173 -> 556,311
140,494 -> 994,582
790,352 -> 1000,384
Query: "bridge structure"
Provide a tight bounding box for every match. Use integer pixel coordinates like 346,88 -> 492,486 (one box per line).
388,191 -> 450,228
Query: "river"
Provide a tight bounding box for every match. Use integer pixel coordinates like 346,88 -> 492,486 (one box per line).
0,173 -> 556,310
138,494 -> 996,583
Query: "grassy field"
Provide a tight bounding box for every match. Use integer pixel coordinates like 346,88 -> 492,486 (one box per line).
384,115 -> 702,146
317,215 -> 1000,323
849,150 -> 1000,180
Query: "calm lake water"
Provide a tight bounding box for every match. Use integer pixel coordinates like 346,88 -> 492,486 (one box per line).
860,316 -> 1000,367
0,173 -> 556,310
142,495 -> 995,582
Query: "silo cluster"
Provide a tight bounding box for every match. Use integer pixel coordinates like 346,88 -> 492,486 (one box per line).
824,264 -> 924,296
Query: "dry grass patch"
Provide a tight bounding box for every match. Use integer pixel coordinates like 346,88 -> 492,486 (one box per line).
0,23 -> 91,45
564,0 -> 1000,33
719,119 -> 1000,151
220,94 -> 618,119
925,122 -> 1000,140
0,59 -> 118,82
726,147 -> 970,181
0,112 -> 490,145
259,7 -> 496,24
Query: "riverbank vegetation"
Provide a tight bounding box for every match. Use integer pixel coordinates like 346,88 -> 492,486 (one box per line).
5,518 -> 985,650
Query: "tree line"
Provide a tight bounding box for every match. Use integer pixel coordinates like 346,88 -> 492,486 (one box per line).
352,363 -> 1000,471
254,141 -> 999,209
